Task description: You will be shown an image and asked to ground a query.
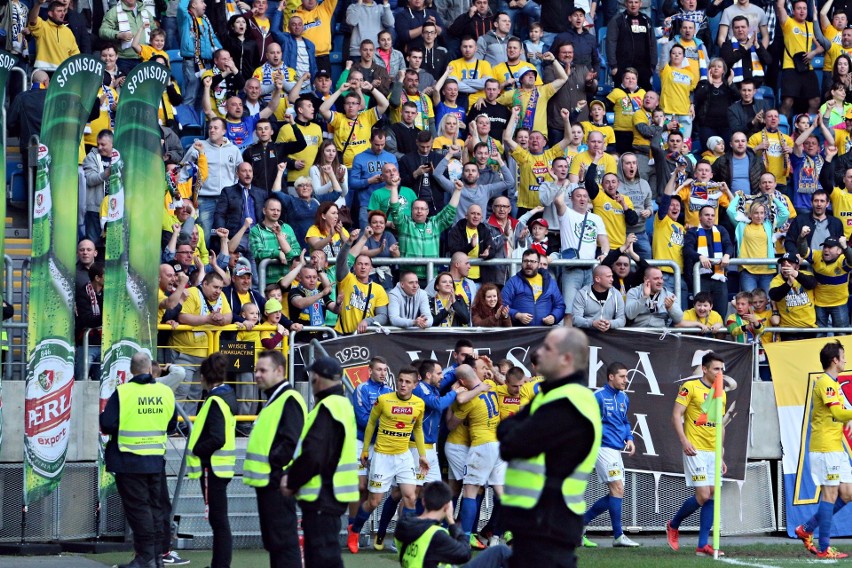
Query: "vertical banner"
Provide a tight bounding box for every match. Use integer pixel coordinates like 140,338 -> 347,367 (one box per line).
0,49 -> 18,453
25,55 -> 104,506
98,62 -> 169,501
765,336 -> 852,537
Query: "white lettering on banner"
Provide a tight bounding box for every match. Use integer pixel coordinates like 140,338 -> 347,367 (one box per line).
124,65 -> 169,94
54,57 -> 104,88
589,347 -> 663,396
0,53 -> 16,71
631,414 -> 659,456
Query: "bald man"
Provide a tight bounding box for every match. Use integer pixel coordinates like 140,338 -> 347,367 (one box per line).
571,264 -> 626,331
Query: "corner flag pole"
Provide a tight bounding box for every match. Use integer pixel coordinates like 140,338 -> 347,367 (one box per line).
711,370 -> 724,559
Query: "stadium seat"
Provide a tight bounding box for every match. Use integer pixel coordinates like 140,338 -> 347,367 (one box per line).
181,135 -> 199,151
778,114 -> 790,136
330,51 -> 343,63
756,85 -> 774,103
168,49 -> 184,91
9,171 -> 26,207
598,27 -> 607,68
606,112 -> 614,125
174,104 -> 204,133
813,55 -> 824,70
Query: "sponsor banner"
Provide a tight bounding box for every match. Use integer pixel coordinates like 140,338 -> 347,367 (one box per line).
25,55 -> 104,506
99,62 -> 169,501
765,337 -> 852,537
296,328 -> 752,479
0,49 -> 17,453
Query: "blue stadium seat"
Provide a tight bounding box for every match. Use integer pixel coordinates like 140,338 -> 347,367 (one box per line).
168,49 -> 184,90
778,114 -> 790,136
330,51 -> 343,63
813,55 -> 824,70
175,104 -> 204,132
606,112 -> 614,125
9,171 -> 26,207
756,85 -> 774,103
181,135 -> 199,151
598,27 -> 608,68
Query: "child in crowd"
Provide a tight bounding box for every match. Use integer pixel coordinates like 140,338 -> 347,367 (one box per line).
132,26 -> 167,61
751,288 -> 778,381
581,100 -> 616,153
678,291 -> 724,337
524,23 -> 545,78
726,291 -> 765,344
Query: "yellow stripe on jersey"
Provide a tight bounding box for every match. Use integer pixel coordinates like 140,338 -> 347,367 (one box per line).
806,249 -> 852,307
519,377 -> 543,407
454,380 -> 500,447
675,378 -> 726,452
493,384 -> 522,420
829,187 -> 852,238
363,392 -> 426,455
448,58 -> 494,106
592,191 -> 634,248
446,400 -> 470,446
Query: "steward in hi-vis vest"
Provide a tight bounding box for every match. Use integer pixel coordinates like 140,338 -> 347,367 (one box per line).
244,349 -> 306,568
100,351 -> 177,568
186,353 -> 238,568
282,355 -> 359,568
498,328 -> 602,568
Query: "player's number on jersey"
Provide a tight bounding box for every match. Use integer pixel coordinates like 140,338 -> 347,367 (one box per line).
479,392 -> 500,419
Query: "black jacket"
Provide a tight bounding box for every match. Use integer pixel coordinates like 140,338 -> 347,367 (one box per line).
394,517 -> 471,568
727,99 -> 773,139
720,40 -> 772,87
532,0 -> 572,34
242,126 -> 307,191
584,163 -> 640,227
262,381 -> 306,487
446,219 -> 497,262
398,150 -> 446,214
683,225 -> 736,282
192,384 -> 238,468
287,385 -> 349,514
100,374 -> 178,474
223,33 -> 261,82
693,80 -> 740,125
711,149 -> 765,189
447,11 -> 494,39
213,183 -> 268,237
606,10 -> 657,72
769,271 -> 817,301
784,214 -> 845,254
8,88 -> 47,149
498,371 -> 594,542
600,249 -> 649,295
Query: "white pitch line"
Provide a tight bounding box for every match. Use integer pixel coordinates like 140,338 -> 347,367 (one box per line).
719,558 -> 781,568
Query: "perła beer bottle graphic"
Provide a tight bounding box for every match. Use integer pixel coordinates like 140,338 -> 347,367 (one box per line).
25,144 -> 75,503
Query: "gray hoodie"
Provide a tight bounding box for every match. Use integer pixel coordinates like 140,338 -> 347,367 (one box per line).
572,285 -> 626,329
388,283 -> 433,328
183,138 -> 242,198
617,158 -> 652,234
625,286 -> 683,327
346,2 -> 395,57
475,30 -> 510,67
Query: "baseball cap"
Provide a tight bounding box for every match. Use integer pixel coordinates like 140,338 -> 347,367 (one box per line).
589,100 -> 605,111
315,69 -> 331,79
570,4 -> 586,13
822,237 -> 842,248
519,68 -> 538,81
234,262 -> 252,277
530,218 -> 549,229
264,298 -> 283,314
778,252 -> 800,264
307,355 -> 343,380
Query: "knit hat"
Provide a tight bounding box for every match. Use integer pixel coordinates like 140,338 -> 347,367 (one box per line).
264,298 -> 283,314
706,136 -> 724,153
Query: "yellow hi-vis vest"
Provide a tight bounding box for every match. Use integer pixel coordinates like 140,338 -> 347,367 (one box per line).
297,394 -> 359,503
243,387 -> 307,487
394,524 -> 451,568
502,382 -> 602,516
116,381 -> 175,456
186,394 -> 237,479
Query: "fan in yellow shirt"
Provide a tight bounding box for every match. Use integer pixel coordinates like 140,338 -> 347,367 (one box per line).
659,45 -> 697,118
448,37 -> 495,106
319,80 -> 390,167
677,291 -> 725,335
495,52 -> 567,139
768,253 -> 816,330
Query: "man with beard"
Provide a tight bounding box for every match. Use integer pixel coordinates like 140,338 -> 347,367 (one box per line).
711,131 -> 766,193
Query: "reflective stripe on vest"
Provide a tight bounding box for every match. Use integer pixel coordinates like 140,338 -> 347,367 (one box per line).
242,388 -> 307,487
297,394 -> 359,503
502,382 -> 602,515
187,395 -> 238,479
394,524 -> 450,568
116,381 -> 175,456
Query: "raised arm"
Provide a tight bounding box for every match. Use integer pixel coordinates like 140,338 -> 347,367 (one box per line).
319,82 -> 347,121
775,0 -> 788,27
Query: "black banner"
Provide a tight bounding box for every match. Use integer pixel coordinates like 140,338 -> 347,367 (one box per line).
295,329 -> 753,480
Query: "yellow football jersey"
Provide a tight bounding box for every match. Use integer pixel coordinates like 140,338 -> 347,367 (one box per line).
810,373 -> 852,453
454,380 -> 499,447
493,384 -> 522,420
446,400 -> 470,446
448,57 -> 493,105
363,391 -> 426,455
675,378 -> 726,452
519,377 -> 544,407
806,249 -> 852,308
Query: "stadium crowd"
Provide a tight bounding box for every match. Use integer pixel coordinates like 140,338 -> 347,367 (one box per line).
8,0 -> 852,363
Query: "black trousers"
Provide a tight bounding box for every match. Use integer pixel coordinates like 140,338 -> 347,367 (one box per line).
255,484 -> 301,568
200,470 -> 233,568
510,533 -> 576,568
115,471 -> 165,563
300,507 -> 344,568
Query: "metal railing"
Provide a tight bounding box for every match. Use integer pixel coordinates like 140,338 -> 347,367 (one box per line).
259,256 -> 682,297
691,258 -> 810,294
287,326 -> 338,383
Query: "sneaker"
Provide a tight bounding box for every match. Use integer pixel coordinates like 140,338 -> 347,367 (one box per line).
383,540 -> 398,554
582,534 -> 598,548
488,535 -> 501,548
695,545 -> 725,557
347,524 -> 359,554
666,522 -> 679,551
795,524 -> 817,555
470,534 -> 486,550
373,533 -> 386,551
817,547 -> 849,559
161,551 -> 190,565
613,534 -> 640,547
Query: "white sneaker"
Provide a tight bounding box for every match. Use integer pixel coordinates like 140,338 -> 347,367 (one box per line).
613,534 -> 641,547
488,536 -> 501,548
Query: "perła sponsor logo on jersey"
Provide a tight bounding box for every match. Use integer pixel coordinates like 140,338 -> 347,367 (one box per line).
55,58 -> 104,88
392,406 -> 413,415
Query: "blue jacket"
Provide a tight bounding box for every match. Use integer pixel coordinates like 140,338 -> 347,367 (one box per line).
351,378 -> 393,441
271,26 -> 318,80
501,269 -> 566,326
596,383 -> 633,450
413,380 -> 457,444
178,0 -> 221,59
350,150 -> 399,207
